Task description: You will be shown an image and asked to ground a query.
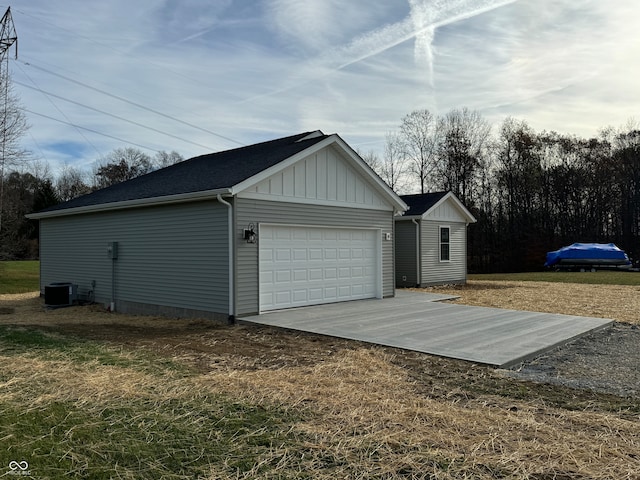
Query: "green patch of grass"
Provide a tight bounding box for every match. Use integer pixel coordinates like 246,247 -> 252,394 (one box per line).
0,398 -> 302,479
0,260 -> 39,294
0,326 -> 307,479
469,270 -> 640,286
0,325 -> 191,376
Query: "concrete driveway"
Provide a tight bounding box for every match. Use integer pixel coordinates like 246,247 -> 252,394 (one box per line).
242,290 -> 612,368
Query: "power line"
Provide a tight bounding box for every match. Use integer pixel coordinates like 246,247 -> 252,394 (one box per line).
15,80 -> 220,151
10,6 -> 226,107
24,108 -> 163,153
17,59 -> 244,147
13,59 -> 103,158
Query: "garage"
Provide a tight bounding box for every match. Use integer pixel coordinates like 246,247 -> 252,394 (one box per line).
259,224 -> 381,311
31,131 -> 406,319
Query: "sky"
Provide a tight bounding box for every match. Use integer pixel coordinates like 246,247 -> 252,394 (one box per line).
3,0 -> 639,175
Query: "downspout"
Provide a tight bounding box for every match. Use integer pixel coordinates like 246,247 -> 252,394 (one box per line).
217,194 -> 235,323
411,219 -> 421,287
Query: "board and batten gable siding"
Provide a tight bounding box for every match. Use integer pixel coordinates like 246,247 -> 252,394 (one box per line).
394,220 -> 418,287
240,145 -> 390,210
234,198 -> 395,316
39,200 -> 229,318
422,199 -> 470,223
419,221 -> 467,286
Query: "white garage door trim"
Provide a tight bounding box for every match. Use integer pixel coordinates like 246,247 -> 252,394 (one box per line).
258,223 -> 382,312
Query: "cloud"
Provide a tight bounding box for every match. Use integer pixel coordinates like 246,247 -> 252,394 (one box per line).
7,0 -> 640,176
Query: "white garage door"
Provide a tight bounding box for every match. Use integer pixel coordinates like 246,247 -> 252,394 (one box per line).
259,225 -> 380,311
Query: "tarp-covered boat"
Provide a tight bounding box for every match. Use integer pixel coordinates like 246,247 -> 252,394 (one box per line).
544,243 -> 632,269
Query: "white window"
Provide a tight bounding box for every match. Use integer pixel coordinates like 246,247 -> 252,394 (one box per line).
439,226 -> 450,262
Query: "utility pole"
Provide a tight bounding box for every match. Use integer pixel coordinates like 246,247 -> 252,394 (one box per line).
0,6 -> 17,234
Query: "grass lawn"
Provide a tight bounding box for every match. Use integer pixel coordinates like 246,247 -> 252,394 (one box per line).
469,270 -> 640,285
0,261 -> 39,294
0,325 -> 301,480
2,267 -> 640,477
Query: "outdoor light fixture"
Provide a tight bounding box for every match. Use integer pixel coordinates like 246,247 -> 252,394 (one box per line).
243,223 -> 257,243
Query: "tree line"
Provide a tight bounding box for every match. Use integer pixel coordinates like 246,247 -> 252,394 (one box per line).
0,147 -> 183,259
363,109 -> 640,272
1,72 -> 639,271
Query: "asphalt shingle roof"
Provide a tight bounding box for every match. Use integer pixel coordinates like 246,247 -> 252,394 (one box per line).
41,132 -> 328,213
399,192 -> 449,216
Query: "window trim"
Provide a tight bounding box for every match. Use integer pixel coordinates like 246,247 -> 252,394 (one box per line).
439,226 -> 450,262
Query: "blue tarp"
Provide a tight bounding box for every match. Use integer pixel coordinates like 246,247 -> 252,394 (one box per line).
544,243 -> 631,268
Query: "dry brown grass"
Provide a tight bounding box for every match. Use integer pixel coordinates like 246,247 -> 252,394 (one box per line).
2,287 -> 640,478
421,280 -> 640,324
197,347 -> 640,479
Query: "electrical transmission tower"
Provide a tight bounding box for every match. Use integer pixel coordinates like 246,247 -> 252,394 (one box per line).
0,6 -> 17,234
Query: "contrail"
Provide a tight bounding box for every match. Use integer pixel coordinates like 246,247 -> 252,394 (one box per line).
243,0 -> 518,103
333,0 -> 518,71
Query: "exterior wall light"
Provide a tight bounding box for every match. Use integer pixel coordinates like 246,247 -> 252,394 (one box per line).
243,223 -> 257,243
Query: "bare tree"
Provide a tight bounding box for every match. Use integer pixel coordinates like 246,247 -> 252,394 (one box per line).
0,76 -> 30,233
93,147 -> 153,188
399,109 -> 440,194
56,165 -> 91,202
153,150 -> 184,169
358,149 -> 381,173
380,132 -> 410,192
358,135 -> 410,192
435,107 -> 492,205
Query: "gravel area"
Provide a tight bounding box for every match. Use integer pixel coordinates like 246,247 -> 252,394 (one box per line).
501,322 -> 640,398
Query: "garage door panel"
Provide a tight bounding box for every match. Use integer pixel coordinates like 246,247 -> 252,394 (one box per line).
309,268 -> 323,280
260,271 -> 274,283
324,249 -> 337,260
324,267 -> 337,279
259,225 -> 379,311
309,248 -> 323,260
275,270 -> 291,283
309,288 -> 323,300
278,289 -> 293,301
293,269 -> 307,281
324,287 -> 337,299
351,266 -> 364,277
338,267 -> 351,278
293,290 -> 307,302
324,231 -> 338,241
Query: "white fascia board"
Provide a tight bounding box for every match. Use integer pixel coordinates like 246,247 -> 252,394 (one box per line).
231,133 -> 409,214
26,188 -> 233,219
423,192 -> 477,223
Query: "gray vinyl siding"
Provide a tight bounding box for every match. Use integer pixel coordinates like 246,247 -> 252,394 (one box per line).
39,200 -> 229,316
394,220 -> 418,287
235,197 -> 395,316
419,221 -> 467,286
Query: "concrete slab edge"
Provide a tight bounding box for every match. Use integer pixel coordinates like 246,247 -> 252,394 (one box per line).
497,319 -> 615,369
